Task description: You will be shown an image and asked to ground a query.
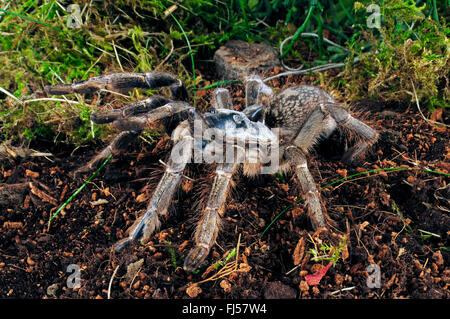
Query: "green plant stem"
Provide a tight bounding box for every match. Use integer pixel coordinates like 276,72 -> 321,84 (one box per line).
238,0 -> 249,27
280,4 -> 315,60
48,154 -> 113,226
192,80 -> 242,91
314,13 -> 324,58
338,0 -> 355,24
214,248 -> 236,269
429,0 -> 439,23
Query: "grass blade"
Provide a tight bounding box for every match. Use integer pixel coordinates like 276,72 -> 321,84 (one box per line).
48,154 -> 113,227
0,8 -> 62,32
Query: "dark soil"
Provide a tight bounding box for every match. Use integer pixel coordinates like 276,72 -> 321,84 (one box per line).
0,71 -> 448,299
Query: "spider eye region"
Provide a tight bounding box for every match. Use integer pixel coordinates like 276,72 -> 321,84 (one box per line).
203,109 -> 276,146
204,109 -> 248,131
233,114 -> 244,124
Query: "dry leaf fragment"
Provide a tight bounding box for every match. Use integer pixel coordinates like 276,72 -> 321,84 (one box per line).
201,264 -> 216,279
125,258 -> 144,283
292,237 -> 306,266
430,108 -> 443,122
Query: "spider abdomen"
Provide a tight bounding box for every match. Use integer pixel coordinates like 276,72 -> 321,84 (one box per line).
266,85 -> 335,131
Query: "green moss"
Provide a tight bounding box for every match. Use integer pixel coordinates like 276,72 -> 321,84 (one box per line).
341,0 -> 449,109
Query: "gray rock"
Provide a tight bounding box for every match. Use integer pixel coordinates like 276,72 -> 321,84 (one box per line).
264,281 -> 297,299
214,40 -> 280,80
0,183 -> 28,208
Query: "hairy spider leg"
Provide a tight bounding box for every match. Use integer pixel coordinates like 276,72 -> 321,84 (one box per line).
242,76 -> 272,122
213,88 -> 233,109
45,71 -> 187,100
75,96 -> 172,174
183,147 -> 245,271
114,121 -> 194,250
245,75 -> 272,108
90,95 -> 171,124
75,131 -> 141,174
44,71 -> 189,174
283,145 -> 328,229
322,104 -> 378,164
285,105 -> 338,229
110,102 -> 193,131
285,101 -> 377,229
76,101 -> 192,174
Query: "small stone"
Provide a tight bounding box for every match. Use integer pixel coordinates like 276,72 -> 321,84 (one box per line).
264,281 -> 297,299
214,40 -> 280,80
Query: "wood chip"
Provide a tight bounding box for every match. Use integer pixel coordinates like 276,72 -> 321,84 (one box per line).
4,145 -> 17,158
299,280 -> 309,292
336,168 -> 347,178
26,257 -> 35,266
136,193 -> 149,203
90,199 -> 109,206
25,169 -> 39,179
432,251 -> 444,266
29,182 -> 57,206
3,221 -> 23,229
59,184 -> 69,202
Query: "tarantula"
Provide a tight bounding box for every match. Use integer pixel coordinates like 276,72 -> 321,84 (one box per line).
45,71 -> 378,271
